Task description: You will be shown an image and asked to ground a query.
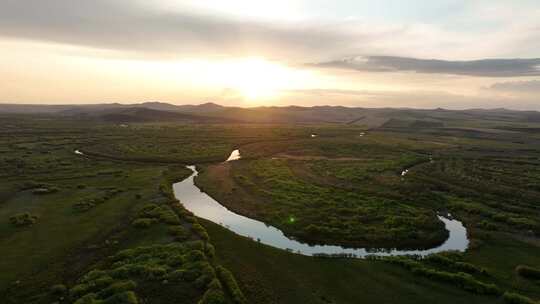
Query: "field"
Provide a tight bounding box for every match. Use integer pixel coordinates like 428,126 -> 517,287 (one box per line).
1,111 -> 540,303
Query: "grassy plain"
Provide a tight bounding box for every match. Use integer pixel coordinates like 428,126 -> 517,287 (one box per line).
196,125 -> 540,303
2,113 -> 540,303
0,116 -> 253,303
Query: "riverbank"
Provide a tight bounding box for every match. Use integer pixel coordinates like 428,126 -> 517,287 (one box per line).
200,218 -> 493,304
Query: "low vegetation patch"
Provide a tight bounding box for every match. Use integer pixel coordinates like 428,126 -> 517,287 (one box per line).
73,189 -> 123,213
216,266 -> 247,304
379,256 -> 499,295
32,187 -> 59,195
131,218 -> 158,229
516,265 -> 540,280
503,292 -> 538,304
9,212 -> 38,227
66,242 -> 238,304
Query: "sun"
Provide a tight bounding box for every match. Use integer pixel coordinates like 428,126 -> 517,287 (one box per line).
220,57 -> 297,101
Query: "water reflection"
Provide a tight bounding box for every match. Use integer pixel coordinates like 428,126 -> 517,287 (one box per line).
225,149 -> 241,162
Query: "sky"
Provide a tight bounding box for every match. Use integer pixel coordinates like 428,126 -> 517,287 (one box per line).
1,0 -> 540,109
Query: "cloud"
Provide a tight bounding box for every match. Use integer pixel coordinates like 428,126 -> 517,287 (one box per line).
489,80 -> 540,92
0,0 -> 365,61
309,56 -> 540,77
1,0 -> 540,66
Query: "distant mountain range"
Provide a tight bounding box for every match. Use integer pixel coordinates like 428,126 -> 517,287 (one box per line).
1,102 -> 539,127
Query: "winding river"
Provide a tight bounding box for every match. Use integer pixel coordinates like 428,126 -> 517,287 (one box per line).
172,150 -> 470,258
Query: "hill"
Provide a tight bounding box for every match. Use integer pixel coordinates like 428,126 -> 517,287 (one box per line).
2,102 -> 540,128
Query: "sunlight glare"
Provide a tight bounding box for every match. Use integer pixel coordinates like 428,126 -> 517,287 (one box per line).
215,57 -> 310,102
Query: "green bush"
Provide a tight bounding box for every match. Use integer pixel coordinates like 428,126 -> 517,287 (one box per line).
385,257 -> 499,295
80,270 -> 108,282
50,284 -> 67,295
132,218 -> 157,229
198,279 -> 226,304
503,292 -> 537,304
137,204 -> 180,225
192,223 -> 210,241
166,254 -> 185,267
9,213 -> 38,227
97,280 -> 137,299
516,265 -> 540,280
103,291 -> 138,304
70,283 -> 91,298
185,250 -> 205,263
73,293 -> 98,304
32,187 -> 59,195
216,266 -> 247,304
73,201 -> 95,212
168,225 -> 188,240
204,244 -> 216,259
138,204 -> 162,218
425,254 -> 488,275
159,206 -> 181,225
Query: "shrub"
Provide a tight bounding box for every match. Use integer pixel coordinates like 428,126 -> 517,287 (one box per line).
81,270 -> 108,283
503,292 -> 537,304
185,250 -> 205,263
192,223 -> 210,241
204,244 -> 216,259
185,216 -> 198,223
166,254 -> 185,267
384,257 -> 499,295
9,213 -> 38,227
425,254 -> 488,275
70,283 -> 90,298
516,265 -> 540,280
103,291 -> 138,304
159,206 -> 181,225
144,266 -> 167,280
478,220 -> 498,231
137,204 -> 180,225
198,279 -> 226,304
73,293 -> 98,304
50,284 -> 67,295
172,268 -> 200,282
216,266 -> 247,304
167,269 -> 187,282
195,274 -> 214,290
73,201 -> 95,212
33,187 -> 59,195
97,280 -> 137,299
132,218 -> 157,229
138,204 -> 162,218
168,225 -> 188,240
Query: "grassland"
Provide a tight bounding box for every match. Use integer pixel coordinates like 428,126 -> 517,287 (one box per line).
2,113 -> 540,303
196,126 -> 540,303
0,117 -> 254,303
196,130 -> 540,249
